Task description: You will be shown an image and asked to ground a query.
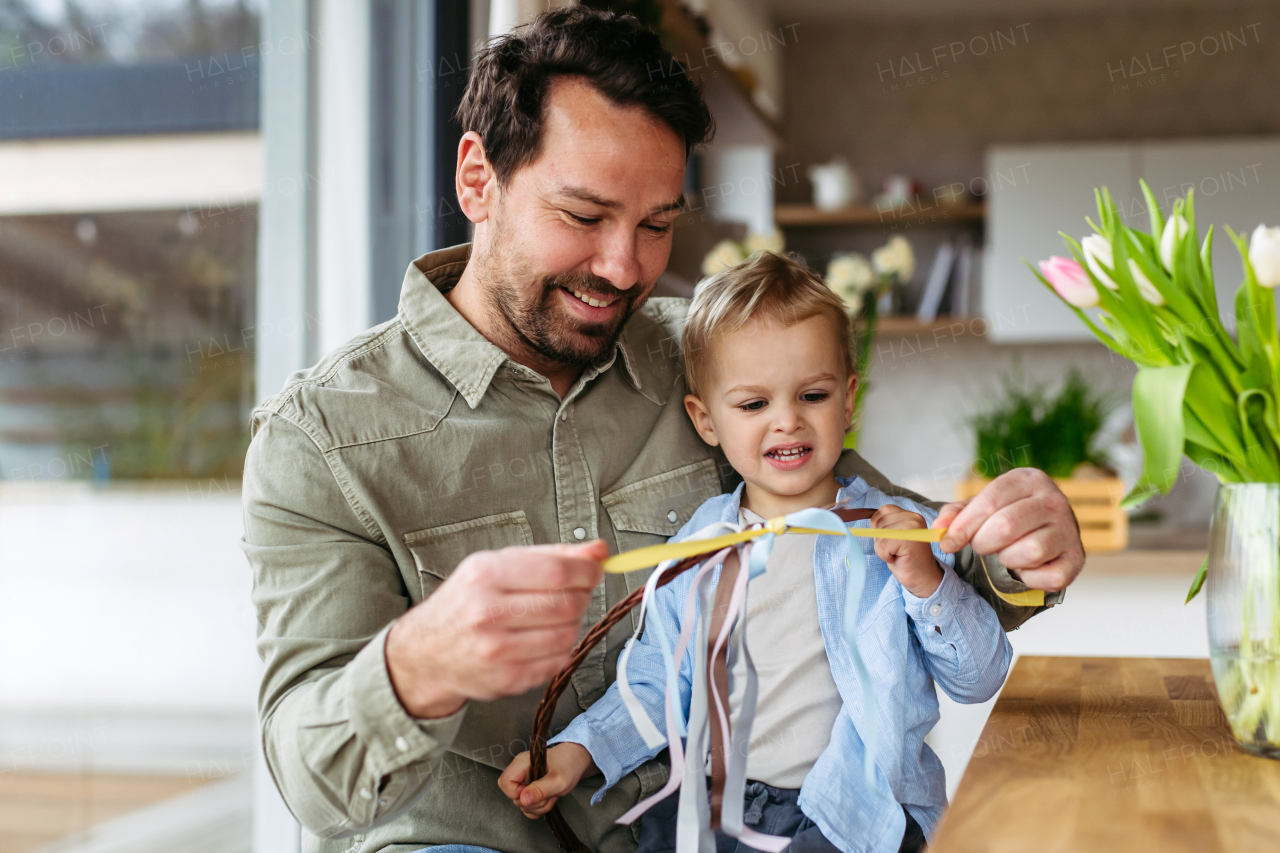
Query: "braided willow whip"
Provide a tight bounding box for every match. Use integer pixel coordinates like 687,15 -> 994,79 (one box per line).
528,553 -> 702,853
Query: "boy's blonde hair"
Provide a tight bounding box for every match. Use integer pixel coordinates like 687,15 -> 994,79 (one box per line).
683,251 -> 853,398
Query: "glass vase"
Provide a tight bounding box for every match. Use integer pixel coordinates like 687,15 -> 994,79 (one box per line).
1207,483 -> 1280,759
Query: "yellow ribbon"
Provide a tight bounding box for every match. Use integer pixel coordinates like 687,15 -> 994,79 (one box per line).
601,517 -> 1047,609
976,553 -> 1045,607
602,518 -> 945,575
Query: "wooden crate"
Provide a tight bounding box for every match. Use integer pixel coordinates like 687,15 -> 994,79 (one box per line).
956,476 -> 1128,553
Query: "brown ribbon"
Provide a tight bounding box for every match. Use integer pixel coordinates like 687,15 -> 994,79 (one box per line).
833,507 -> 876,524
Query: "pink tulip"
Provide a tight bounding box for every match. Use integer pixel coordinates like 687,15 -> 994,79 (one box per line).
1039,256 -> 1099,308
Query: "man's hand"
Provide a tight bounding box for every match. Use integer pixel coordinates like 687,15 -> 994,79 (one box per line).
871,505 -> 943,598
498,742 -> 597,819
386,541 -> 606,719
934,468 -> 1084,592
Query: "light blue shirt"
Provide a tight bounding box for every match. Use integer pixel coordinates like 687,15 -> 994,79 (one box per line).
551,477 -> 1013,853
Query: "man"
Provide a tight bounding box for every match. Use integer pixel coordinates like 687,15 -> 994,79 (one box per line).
243,9 -> 1082,853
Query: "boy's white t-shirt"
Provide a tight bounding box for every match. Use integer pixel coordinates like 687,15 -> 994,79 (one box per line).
727,506 -> 845,789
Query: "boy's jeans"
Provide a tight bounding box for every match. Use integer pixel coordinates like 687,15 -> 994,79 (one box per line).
412,783 -> 926,853
632,781 -> 925,853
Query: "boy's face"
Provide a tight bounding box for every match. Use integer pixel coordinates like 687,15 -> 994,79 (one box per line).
684,314 -> 856,509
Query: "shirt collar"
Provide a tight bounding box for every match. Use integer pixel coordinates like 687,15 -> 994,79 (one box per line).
718,478 -> 872,524
397,244 -> 644,408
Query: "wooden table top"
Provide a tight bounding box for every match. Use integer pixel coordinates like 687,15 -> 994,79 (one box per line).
930,656 -> 1280,853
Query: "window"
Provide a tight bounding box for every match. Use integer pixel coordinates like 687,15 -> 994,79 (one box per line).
0,207 -> 257,480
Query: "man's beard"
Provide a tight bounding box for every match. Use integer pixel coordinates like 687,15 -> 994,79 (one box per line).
487,268 -> 643,369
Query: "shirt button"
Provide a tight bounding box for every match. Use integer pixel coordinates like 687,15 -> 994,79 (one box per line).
667,510 -> 678,523
359,787 -> 373,800
395,736 -> 409,752
573,527 -> 586,540
929,603 -> 943,617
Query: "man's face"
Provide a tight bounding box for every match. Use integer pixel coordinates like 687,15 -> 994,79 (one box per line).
472,77 -> 687,368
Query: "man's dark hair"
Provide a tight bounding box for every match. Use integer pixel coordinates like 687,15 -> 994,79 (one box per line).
457,6 -> 714,184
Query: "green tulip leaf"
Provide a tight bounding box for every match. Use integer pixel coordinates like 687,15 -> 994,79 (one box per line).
1237,389 -> 1280,481
1183,360 -> 1247,460
1127,363 -> 1194,505
1199,226 -> 1219,319
1185,556 -> 1207,604
1139,179 -> 1165,241
1184,405 -> 1242,463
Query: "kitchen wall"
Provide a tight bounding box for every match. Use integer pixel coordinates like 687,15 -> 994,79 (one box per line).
771,2 -> 1278,520
776,1 -> 1280,202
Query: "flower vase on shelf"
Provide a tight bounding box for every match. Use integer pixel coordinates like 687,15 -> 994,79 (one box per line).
1207,483 -> 1280,758
827,236 -> 915,449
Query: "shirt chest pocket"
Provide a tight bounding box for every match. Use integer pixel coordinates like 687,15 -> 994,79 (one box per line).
601,459 -> 723,625
405,510 -> 535,600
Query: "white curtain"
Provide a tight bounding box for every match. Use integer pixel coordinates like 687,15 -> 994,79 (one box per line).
489,0 -> 575,39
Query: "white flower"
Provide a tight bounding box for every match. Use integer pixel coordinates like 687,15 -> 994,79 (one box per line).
842,291 -> 864,317
1249,224 -> 1280,288
1080,234 -> 1119,291
1159,214 -> 1188,272
702,239 -> 746,277
1128,259 -> 1165,305
826,252 -> 876,309
745,229 -> 785,254
872,235 -> 915,281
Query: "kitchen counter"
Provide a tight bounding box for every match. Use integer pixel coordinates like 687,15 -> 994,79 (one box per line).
930,656 -> 1280,852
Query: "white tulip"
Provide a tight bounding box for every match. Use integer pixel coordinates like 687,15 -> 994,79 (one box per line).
1249,224 -> 1280,288
1128,259 -> 1165,306
872,235 -> 915,281
1159,214 -> 1188,272
702,239 -> 746,277
827,252 -> 875,293
745,229 -> 785,255
1081,234 -> 1119,290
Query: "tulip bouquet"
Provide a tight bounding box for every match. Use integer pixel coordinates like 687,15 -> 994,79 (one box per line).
1036,183 -> 1280,576
1036,183 -> 1280,752
827,235 -> 916,447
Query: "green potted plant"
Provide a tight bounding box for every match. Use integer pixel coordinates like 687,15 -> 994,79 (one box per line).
957,368 -> 1127,552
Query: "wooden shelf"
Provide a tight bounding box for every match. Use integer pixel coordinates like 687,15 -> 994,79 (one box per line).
776,202 -> 985,227
873,315 -> 985,336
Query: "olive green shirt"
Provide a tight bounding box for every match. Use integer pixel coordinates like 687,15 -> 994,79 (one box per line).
242,245 -> 1058,853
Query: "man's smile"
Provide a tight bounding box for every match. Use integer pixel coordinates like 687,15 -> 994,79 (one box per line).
566,288 -> 620,309
557,285 -> 628,324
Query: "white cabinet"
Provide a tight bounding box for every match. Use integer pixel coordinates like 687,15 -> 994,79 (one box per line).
984,137 -> 1280,343
985,144 -> 1134,343
1139,139 -> 1280,324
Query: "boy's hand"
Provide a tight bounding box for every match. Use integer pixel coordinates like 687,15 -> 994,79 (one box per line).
870,505 -> 944,599
498,742 -> 597,819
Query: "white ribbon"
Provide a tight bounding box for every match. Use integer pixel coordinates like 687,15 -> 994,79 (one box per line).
614,508 -> 882,852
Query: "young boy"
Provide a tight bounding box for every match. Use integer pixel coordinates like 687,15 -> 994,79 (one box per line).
498,252 -> 1012,853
